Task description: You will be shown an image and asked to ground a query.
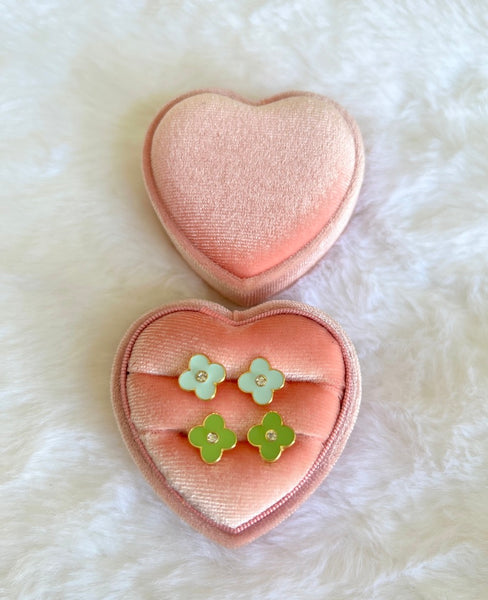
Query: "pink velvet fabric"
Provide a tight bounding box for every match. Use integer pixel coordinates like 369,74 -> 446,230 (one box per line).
111,300 -> 361,546
143,90 -> 364,305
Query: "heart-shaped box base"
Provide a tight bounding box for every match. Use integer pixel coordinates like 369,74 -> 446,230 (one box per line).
111,300 -> 361,546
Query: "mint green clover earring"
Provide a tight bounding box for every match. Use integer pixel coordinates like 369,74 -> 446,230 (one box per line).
237,358 -> 285,405
178,354 -> 226,400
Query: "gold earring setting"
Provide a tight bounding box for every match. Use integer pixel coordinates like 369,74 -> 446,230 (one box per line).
178,354 -> 226,400
237,358 -> 285,405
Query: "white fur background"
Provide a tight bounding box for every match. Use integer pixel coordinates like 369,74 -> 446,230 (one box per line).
2,1 -> 487,598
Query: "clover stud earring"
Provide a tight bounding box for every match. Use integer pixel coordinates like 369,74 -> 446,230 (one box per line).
237,358 -> 285,405
247,411 -> 295,462
178,354 -> 226,400
188,413 -> 237,464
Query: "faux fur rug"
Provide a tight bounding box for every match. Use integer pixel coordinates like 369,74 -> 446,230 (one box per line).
2,2 -> 487,598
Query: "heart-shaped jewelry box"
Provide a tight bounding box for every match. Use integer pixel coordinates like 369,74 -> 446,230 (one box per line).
143,89 -> 364,306
112,90 -> 363,546
111,300 -> 361,547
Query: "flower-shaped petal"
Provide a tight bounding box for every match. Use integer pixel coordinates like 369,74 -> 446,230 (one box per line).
247,411 -> 295,462
264,369 -> 285,390
259,439 -> 282,462
200,443 -> 224,464
252,387 -> 274,406
178,370 -> 198,392
262,411 -> 283,431
247,424 -> 266,447
275,424 -> 295,447
194,380 -> 217,400
237,358 -> 285,405
188,425 -> 207,447
237,371 -> 257,393
189,354 -> 211,371
249,357 -> 272,375
206,362 -> 226,383
178,354 -> 226,400
203,413 -> 225,431
217,427 -> 237,450
188,413 -> 236,464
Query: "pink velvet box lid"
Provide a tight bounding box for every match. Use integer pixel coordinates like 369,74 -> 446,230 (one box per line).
143,89 -> 364,306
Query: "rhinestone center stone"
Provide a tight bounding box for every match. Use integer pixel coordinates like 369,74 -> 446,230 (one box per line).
196,370 -> 208,383
206,432 -> 219,444
255,374 -> 267,387
265,429 -> 278,442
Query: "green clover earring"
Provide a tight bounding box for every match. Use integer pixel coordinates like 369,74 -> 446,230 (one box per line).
178,354 -> 226,400
247,412 -> 295,462
188,413 -> 237,464
237,358 -> 285,405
